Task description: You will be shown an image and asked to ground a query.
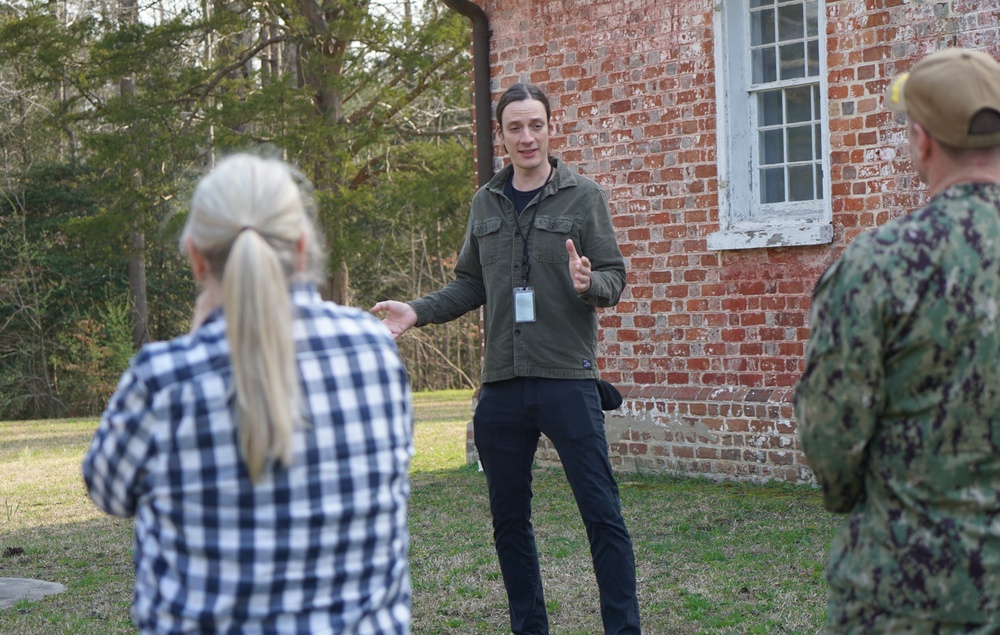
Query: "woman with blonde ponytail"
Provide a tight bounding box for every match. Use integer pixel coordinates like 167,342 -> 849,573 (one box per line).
84,154 -> 414,635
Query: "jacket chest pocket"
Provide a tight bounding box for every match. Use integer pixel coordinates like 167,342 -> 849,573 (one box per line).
531,216 -> 573,263
473,218 -> 504,265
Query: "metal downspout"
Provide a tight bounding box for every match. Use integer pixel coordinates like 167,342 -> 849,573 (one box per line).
440,0 -> 494,187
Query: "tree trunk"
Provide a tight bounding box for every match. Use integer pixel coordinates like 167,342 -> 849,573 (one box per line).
129,222 -> 148,347
328,260 -> 351,306
119,0 -> 148,348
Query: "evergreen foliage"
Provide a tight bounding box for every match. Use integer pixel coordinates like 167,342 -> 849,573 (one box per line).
0,0 -> 478,418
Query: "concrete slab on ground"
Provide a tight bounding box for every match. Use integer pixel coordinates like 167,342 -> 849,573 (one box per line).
0,578 -> 66,609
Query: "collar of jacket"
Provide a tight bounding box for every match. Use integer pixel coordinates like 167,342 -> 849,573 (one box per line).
485,156 -> 579,198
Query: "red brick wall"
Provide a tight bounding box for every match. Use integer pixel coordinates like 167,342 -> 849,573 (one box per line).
463,0 -> 1000,482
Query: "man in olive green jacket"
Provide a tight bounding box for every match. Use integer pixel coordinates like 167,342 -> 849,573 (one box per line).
373,83 -> 640,635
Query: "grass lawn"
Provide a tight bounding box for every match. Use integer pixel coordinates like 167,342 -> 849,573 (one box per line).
0,389 -> 840,634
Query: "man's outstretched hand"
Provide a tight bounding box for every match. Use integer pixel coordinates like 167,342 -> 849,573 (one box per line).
371,300 -> 418,339
566,239 -> 592,293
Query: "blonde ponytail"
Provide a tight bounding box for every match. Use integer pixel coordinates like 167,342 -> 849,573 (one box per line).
183,153 -> 324,482
224,228 -> 298,481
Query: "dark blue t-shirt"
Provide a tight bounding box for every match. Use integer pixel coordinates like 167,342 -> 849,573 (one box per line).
504,176 -> 545,216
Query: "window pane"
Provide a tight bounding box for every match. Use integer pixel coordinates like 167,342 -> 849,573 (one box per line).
760,129 -> 784,164
788,165 -> 814,201
761,168 -> 785,203
753,47 -> 777,83
758,90 -> 783,126
778,3 -> 804,41
737,0 -> 828,222
751,8 -> 775,46
807,40 -> 820,77
786,86 -> 812,123
787,125 -> 813,162
779,43 -> 805,80
805,0 -> 818,37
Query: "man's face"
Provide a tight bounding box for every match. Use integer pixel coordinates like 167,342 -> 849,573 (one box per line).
497,98 -> 552,175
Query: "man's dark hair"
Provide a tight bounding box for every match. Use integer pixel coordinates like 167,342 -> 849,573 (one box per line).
496,83 -> 551,127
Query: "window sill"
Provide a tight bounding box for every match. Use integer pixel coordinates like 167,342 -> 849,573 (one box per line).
706,222 -> 833,251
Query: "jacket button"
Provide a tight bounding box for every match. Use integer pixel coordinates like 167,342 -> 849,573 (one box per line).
513,264 -> 519,270
514,329 -> 521,336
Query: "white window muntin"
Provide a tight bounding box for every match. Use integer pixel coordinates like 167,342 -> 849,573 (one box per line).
708,0 -> 832,250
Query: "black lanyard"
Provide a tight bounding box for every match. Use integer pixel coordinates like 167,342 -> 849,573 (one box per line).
516,167 -> 554,289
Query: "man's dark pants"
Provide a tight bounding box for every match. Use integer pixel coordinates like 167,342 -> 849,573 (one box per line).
474,377 -> 642,635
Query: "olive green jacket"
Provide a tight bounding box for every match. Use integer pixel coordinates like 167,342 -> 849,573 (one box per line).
409,158 -> 625,383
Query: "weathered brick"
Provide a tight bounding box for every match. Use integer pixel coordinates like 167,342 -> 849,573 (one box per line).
473,0 -> 980,485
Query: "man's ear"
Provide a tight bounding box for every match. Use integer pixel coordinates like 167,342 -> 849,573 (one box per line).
185,236 -> 210,282
912,122 -> 934,164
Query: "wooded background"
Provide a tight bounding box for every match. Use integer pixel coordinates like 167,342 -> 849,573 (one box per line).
0,0 -> 479,419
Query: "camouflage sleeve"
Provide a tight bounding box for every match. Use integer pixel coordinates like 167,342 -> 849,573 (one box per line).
794,246 -> 887,513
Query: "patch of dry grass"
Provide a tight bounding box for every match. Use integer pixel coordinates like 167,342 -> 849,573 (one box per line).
0,393 -> 840,634
0,419 -> 135,633
410,389 -> 474,475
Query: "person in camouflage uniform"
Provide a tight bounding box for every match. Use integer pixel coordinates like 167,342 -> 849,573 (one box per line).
795,48 -> 1000,634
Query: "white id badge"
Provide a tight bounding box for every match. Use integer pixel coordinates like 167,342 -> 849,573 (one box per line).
514,287 -> 536,323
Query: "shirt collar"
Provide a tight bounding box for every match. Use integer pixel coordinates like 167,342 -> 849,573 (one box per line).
197,281 -> 321,328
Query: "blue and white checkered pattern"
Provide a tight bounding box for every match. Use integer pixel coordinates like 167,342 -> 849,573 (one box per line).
83,284 -> 413,634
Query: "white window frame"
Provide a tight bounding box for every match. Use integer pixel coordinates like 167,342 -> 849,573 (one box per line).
708,0 -> 833,251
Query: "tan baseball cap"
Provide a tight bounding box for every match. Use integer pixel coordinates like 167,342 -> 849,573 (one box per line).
885,47 -> 1000,148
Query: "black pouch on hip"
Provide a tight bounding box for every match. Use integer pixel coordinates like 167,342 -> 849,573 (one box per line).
596,379 -> 623,411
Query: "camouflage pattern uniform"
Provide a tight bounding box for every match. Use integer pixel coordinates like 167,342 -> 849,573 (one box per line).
795,183 -> 1000,634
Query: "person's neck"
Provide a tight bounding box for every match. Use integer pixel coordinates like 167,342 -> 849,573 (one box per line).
511,161 -> 553,192
926,161 -> 1000,198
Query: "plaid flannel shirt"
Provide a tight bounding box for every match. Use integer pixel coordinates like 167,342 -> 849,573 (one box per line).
83,284 -> 413,635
